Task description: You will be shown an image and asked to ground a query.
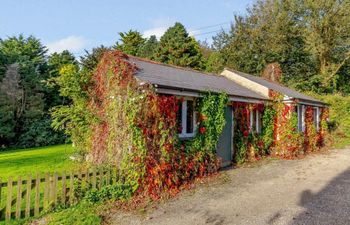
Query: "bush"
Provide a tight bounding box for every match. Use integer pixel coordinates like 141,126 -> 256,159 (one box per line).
308,93 -> 350,148
84,183 -> 134,204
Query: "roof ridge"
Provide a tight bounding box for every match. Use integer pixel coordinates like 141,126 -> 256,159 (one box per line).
128,55 -> 220,77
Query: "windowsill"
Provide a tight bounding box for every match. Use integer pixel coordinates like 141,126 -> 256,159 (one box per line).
179,133 -> 195,140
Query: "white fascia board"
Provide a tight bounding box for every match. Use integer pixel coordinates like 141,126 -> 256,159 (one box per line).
283,98 -> 326,108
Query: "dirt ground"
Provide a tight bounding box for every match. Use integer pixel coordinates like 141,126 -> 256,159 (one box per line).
110,148 -> 350,225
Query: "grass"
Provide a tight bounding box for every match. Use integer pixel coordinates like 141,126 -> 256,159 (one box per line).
41,203 -> 102,225
0,144 -> 82,224
0,144 -> 78,180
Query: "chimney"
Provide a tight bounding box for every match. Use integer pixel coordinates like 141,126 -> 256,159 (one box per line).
262,63 -> 282,83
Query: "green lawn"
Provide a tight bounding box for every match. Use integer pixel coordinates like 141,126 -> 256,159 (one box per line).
0,144 -> 79,180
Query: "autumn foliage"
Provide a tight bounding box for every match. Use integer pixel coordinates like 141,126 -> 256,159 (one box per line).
86,50 -> 223,199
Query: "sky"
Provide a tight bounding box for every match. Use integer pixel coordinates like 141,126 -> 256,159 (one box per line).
0,0 -> 254,56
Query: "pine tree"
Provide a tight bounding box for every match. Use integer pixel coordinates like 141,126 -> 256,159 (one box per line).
137,35 -> 159,59
114,30 -> 145,56
80,45 -> 110,73
154,22 -> 204,70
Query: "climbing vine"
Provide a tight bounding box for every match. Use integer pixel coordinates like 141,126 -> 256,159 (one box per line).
55,49 -> 330,203
261,104 -> 276,154
304,106 -> 318,153
84,50 -> 228,200
233,102 -> 265,163
317,107 -> 329,147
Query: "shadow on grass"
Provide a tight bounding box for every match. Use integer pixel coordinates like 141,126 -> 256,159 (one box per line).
291,166 -> 350,225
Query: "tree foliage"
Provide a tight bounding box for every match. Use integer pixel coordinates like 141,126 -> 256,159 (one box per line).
46,50 -> 78,108
80,45 -> 110,73
213,0 -> 350,94
0,35 -> 68,148
114,30 -> 145,56
137,35 -> 159,59
154,22 -> 205,70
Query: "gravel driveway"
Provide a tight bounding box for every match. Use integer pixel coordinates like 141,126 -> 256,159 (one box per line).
111,148 -> 350,225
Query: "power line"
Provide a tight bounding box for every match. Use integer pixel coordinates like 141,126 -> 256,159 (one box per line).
190,22 -> 231,33
193,28 -> 230,37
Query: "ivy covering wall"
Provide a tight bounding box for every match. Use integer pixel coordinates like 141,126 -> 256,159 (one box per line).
55,50 -> 228,200
233,90 -> 329,163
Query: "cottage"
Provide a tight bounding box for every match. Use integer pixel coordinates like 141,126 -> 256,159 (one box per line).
127,56 -> 328,165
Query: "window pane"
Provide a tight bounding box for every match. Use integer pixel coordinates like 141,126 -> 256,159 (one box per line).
251,109 -> 257,131
186,100 -> 194,133
298,105 -> 303,132
313,108 -> 318,128
257,111 -> 262,133
177,101 -> 183,134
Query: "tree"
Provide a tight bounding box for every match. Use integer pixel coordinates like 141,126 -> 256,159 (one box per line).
51,64 -> 94,154
214,0 -> 316,90
0,35 -> 64,148
206,51 -> 225,73
46,50 -> 78,108
154,22 -> 204,70
293,0 -> 350,90
0,50 -> 6,81
0,64 -> 22,146
137,35 -> 159,59
80,45 -> 110,73
114,30 -> 145,56
214,0 -> 350,94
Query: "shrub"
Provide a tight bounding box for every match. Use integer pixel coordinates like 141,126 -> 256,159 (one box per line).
84,183 -> 134,204
309,93 -> 350,148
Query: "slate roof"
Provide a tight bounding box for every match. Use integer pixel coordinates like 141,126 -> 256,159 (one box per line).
225,68 -> 325,105
128,56 -> 268,101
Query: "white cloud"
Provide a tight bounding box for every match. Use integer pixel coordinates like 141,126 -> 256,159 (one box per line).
46,36 -> 87,54
143,27 -> 168,39
188,29 -> 201,36
143,16 -> 177,39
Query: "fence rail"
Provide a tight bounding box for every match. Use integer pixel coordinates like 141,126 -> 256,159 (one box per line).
0,167 -> 118,221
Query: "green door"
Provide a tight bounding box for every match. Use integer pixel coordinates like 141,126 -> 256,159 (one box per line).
216,106 -> 233,166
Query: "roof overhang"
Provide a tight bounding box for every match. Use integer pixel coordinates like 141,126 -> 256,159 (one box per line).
283,98 -> 328,107
154,85 -> 267,104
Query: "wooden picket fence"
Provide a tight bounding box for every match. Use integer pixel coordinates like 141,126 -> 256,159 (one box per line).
0,167 -> 119,222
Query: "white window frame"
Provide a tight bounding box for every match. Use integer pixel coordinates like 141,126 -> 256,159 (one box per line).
301,105 -> 306,132
250,108 -> 261,134
178,98 -> 197,138
296,104 -> 306,132
314,107 -> 320,132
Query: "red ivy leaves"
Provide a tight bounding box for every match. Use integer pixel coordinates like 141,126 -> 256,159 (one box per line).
199,126 -> 207,134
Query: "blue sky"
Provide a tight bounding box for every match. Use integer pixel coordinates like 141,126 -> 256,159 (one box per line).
1,0 -> 254,56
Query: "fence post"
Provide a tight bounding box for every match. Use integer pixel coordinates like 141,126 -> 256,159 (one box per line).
34,173 -> 40,216
62,171 -> 66,206
5,177 -> 13,221
44,173 -> 50,210
25,175 -> 32,218
52,173 -> 58,206
86,168 -> 90,187
69,170 -> 74,206
15,176 -> 22,219
78,170 -> 82,192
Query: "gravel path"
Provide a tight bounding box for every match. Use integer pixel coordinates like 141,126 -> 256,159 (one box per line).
111,148 -> 350,225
